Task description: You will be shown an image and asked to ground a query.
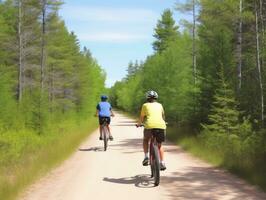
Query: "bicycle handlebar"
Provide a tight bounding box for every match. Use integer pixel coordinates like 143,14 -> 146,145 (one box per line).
135,124 -> 144,128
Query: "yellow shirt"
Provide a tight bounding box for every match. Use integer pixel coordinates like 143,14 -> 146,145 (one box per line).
141,102 -> 166,129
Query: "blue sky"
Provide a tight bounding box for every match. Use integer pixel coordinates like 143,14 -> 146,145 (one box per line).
59,0 -> 185,87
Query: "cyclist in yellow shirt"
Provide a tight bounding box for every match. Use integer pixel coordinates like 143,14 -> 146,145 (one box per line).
137,90 -> 167,170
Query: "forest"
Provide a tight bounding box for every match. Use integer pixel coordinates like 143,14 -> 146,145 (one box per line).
0,0 -> 105,198
110,0 -> 266,189
1,0 -> 266,198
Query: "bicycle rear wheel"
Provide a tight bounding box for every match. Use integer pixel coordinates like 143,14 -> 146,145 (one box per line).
151,144 -> 160,186
103,126 -> 109,151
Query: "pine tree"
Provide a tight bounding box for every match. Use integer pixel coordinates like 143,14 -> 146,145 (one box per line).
126,60 -> 140,80
126,61 -> 134,80
203,69 -> 240,135
197,0 -> 239,123
152,9 -> 179,53
40,0 -> 63,91
0,3 -> 12,65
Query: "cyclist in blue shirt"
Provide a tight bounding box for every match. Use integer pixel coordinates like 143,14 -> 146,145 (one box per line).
95,95 -> 114,140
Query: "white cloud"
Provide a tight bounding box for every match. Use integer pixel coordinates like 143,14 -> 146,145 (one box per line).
59,5 -> 158,43
61,6 -> 158,23
78,32 -> 150,43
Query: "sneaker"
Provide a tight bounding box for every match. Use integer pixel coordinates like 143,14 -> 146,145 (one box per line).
109,135 -> 114,141
142,157 -> 149,166
99,136 -> 103,140
160,163 -> 166,171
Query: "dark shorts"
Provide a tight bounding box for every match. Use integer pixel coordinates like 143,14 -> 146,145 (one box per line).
99,116 -> 111,125
144,129 -> 165,143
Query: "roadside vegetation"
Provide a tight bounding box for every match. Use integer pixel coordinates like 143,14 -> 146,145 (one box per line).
0,1 -> 105,199
110,1 -> 266,191
0,119 -> 98,200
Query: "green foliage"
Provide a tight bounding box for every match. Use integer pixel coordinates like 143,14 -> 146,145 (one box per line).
111,31 -> 199,123
197,0 -> 238,123
0,117 -> 98,200
111,10 -> 200,125
202,69 -> 240,135
143,36 -> 199,122
153,9 -> 179,53
0,1 -> 16,65
0,0 -> 266,195
0,1 -> 105,198
115,75 -> 143,112
0,65 -> 16,131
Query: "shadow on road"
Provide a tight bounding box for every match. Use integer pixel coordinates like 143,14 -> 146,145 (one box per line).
109,138 -> 184,155
108,138 -> 143,154
103,174 -> 156,188
161,166 -> 266,200
79,147 -> 104,152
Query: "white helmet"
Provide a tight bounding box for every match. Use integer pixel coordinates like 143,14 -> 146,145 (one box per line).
146,90 -> 158,99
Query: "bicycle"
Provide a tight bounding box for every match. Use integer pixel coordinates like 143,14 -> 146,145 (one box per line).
149,129 -> 162,186
136,125 -> 161,186
101,117 -> 110,151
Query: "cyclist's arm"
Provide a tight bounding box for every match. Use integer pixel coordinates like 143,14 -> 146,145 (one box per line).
95,109 -> 99,117
95,104 -> 100,117
139,114 -> 145,124
109,104 -> 115,117
110,109 -> 115,117
162,108 -> 165,120
138,105 -> 145,125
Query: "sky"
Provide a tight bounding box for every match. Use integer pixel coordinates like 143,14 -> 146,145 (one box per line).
59,0 -> 186,87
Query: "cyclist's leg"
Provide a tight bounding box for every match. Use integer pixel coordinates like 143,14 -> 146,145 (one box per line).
158,143 -> 164,161
143,129 -> 152,154
159,146 -> 166,170
155,129 -> 166,170
143,129 -> 152,165
99,117 -> 104,140
106,117 -> 113,140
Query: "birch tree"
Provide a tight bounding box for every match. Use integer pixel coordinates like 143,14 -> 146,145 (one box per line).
237,0 -> 243,90
255,0 -> 264,124
176,0 -> 199,85
15,0 -> 41,100
40,0 -> 46,91
17,0 -> 23,101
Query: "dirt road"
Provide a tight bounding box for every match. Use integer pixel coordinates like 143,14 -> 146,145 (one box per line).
19,113 -> 266,200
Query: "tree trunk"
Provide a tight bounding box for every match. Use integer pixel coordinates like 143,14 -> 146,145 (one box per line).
255,0 -> 264,124
48,64 -> 55,112
259,0 -> 265,69
40,0 -> 46,91
192,0 -> 197,85
18,0 -> 23,101
237,0 -> 243,90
